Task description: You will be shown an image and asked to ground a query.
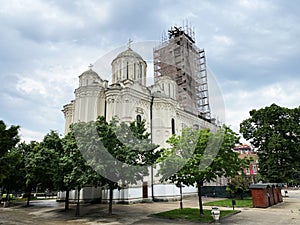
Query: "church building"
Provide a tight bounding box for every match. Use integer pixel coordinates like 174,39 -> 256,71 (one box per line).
61,26 -> 218,203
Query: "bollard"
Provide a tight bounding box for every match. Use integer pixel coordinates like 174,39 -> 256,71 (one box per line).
211,207 -> 220,223
232,199 -> 236,210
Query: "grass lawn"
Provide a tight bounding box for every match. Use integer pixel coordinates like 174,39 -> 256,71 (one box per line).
153,208 -> 239,223
203,198 -> 253,208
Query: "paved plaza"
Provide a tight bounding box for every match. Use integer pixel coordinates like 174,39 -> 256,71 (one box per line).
0,190 -> 299,224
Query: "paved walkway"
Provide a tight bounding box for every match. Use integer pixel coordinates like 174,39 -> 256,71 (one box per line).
221,190 -> 300,225
0,190 -> 299,224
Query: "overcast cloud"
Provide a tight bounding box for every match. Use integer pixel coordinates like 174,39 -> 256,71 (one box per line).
0,0 -> 299,142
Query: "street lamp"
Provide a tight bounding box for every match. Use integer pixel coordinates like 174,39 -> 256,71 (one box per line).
211,207 -> 220,223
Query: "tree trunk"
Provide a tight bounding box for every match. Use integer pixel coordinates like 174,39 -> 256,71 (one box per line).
26,188 -> 32,207
108,186 -> 113,215
65,189 -> 70,211
197,181 -> 204,217
75,186 -> 80,216
4,190 -> 10,207
240,192 -> 244,200
180,184 -> 183,209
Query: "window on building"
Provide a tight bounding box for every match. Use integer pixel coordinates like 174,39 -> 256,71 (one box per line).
119,62 -> 122,80
253,165 -> 257,174
140,64 -> 143,81
134,63 -> 136,80
126,61 -> 129,79
173,84 -> 175,98
193,124 -> 199,130
246,168 -> 250,175
136,114 -> 142,123
171,118 -> 175,135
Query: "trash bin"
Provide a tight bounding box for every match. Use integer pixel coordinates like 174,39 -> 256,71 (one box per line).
250,184 -> 272,208
273,185 -> 278,204
276,184 -> 283,203
267,185 -> 275,206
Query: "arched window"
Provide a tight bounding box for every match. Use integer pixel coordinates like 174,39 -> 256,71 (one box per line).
139,64 -> 143,80
134,63 -> 136,80
126,61 -> 129,79
119,62 -> 122,80
136,114 -> 142,123
173,84 -> 175,98
193,124 -> 199,130
171,118 -> 175,135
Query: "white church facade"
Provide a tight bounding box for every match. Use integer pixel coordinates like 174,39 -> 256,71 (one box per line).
61,27 -> 219,203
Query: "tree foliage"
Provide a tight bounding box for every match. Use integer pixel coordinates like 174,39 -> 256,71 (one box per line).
240,104 -> 300,183
73,116 -> 160,214
0,146 -> 25,204
23,131 -> 62,206
55,129 -> 101,210
158,126 -> 244,216
226,175 -> 251,199
0,120 -> 20,184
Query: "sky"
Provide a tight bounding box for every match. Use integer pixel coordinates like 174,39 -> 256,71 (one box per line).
0,0 -> 299,143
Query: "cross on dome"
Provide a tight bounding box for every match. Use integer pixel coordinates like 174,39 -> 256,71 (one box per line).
128,39 -> 133,49
88,63 -> 94,70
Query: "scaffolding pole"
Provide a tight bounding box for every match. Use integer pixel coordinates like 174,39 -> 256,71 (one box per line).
153,26 -> 211,120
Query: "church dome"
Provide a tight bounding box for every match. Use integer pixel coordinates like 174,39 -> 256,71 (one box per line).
79,65 -> 103,87
111,46 -> 147,86
112,47 -> 144,62
80,68 -> 100,77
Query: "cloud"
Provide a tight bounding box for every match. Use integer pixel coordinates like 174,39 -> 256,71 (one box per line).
223,79 -> 300,134
238,0 -> 271,10
16,78 -> 47,95
19,127 -> 47,143
0,0 -> 299,143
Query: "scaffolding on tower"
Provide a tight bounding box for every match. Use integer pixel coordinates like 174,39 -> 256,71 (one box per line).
153,25 -> 211,121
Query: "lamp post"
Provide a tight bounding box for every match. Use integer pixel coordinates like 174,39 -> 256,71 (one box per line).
211,207 -> 220,223
150,95 -> 155,202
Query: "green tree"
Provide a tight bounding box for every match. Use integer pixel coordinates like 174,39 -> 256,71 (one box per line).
240,104 -> 300,183
158,126 -> 243,217
73,116 -> 159,215
0,120 -> 20,184
1,146 -> 25,205
24,131 -> 61,206
226,174 -> 251,199
18,141 -> 38,206
55,129 -> 100,211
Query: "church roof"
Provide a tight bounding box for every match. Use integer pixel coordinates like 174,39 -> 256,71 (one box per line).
80,68 -> 99,77
113,47 -> 144,62
79,67 -> 103,82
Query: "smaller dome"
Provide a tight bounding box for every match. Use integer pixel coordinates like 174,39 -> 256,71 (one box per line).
78,65 -> 103,87
112,47 -> 144,62
80,68 -> 100,78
